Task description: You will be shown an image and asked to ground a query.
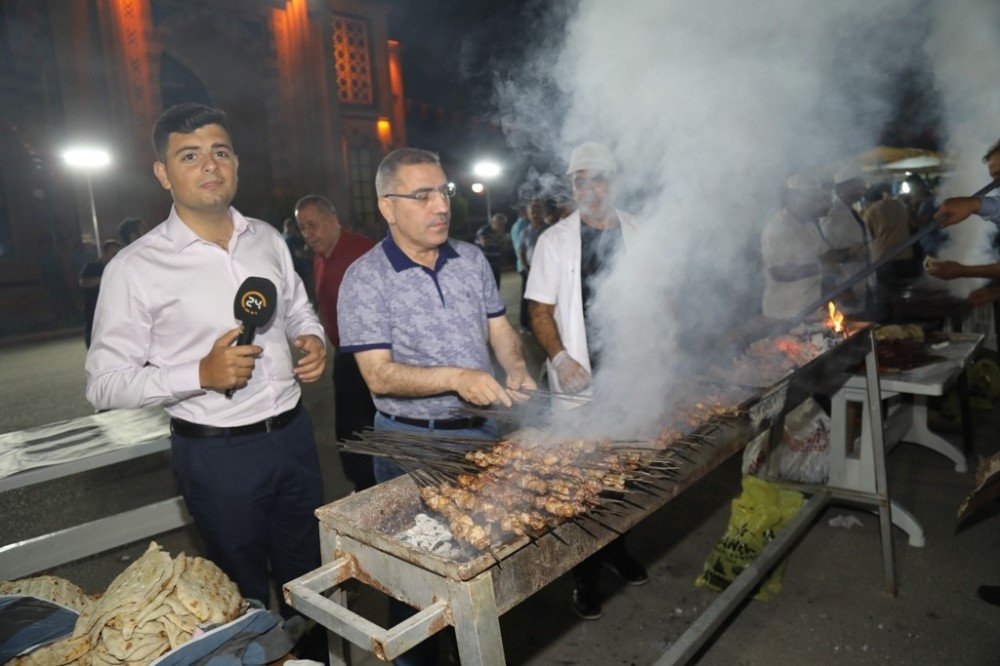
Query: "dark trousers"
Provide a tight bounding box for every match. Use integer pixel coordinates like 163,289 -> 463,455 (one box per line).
334,348 -> 377,490
372,414 -> 497,666
170,408 -> 323,618
572,534 -> 632,593
870,261 -> 922,323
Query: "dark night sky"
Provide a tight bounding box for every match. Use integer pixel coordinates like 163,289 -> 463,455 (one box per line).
388,0 -> 537,116
385,0 -> 941,220
387,0 -> 941,144
386,0 -> 564,216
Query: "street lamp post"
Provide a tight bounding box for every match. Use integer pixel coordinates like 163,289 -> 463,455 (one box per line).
472,160 -> 501,223
63,147 -> 111,248
471,181 -> 488,221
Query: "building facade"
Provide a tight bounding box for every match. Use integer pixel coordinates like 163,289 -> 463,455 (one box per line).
0,0 -> 405,335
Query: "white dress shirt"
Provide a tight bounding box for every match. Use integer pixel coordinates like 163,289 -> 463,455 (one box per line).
85,206 -> 325,426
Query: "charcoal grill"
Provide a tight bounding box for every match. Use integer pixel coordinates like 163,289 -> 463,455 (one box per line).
284,326 -> 890,665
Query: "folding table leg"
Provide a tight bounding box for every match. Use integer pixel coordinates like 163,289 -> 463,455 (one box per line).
864,329 -> 896,595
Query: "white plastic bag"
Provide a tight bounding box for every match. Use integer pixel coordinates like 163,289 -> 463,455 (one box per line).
775,397 -> 830,483
741,398 -> 830,484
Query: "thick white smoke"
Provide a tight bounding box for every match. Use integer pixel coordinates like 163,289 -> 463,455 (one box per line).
924,0 -> 1000,297
498,0 -> 991,437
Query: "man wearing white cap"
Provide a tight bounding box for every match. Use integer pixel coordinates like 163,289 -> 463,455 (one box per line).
819,165 -> 870,314
525,140 -> 648,620
526,141 -> 638,398
762,174 -> 834,320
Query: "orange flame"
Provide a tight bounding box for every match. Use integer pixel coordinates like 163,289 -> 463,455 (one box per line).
826,301 -> 845,334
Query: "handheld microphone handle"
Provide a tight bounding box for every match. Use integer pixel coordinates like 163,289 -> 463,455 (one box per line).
225,324 -> 257,398
234,324 -> 257,348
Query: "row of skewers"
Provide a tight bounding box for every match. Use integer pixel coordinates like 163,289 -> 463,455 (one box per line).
414,434 -> 658,550
341,387 -> 752,553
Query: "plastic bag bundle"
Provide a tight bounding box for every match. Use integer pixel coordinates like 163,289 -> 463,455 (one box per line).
696,475 -> 804,601
775,398 -> 830,484
741,398 -> 830,484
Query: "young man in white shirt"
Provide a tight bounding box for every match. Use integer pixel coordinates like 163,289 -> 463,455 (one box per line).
86,103 -> 327,617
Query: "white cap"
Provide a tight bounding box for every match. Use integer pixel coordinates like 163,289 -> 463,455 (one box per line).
567,141 -> 616,175
785,173 -> 825,198
833,164 -> 865,185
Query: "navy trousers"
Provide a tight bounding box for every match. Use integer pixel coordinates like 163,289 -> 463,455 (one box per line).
170,408 -> 323,618
333,348 -> 377,490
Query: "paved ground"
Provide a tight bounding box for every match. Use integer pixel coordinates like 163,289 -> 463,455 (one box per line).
2,270 -> 999,664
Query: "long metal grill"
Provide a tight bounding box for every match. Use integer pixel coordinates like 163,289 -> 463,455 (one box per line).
284,324 -> 877,665
334,323 -> 873,571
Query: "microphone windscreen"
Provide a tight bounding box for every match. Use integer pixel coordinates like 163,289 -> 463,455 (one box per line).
232,277 -> 278,329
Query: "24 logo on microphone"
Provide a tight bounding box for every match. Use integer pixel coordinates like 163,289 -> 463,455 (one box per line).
240,291 -> 267,317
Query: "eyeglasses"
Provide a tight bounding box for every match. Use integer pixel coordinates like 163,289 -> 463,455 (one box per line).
383,182 -> 457,202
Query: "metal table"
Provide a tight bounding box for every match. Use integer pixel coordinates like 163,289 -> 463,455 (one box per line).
825,332 -> 982,547
285,328 -> 889,665
0,408 -> 189,579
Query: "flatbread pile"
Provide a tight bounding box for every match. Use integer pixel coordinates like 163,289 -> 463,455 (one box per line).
0,575 -> 92,613
8,542 -> 244,666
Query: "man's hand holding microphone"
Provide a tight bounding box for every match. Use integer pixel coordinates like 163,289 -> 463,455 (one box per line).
197,276 -> 328,396
199,326 -> 262,392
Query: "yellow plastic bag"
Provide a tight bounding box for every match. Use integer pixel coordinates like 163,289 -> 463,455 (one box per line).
695,475 -> 803,600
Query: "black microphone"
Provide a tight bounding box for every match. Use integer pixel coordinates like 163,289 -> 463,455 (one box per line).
225,277 -> 278,398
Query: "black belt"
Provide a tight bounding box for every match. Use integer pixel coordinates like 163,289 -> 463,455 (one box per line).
377,410 -> 485,431
170,400 -> 302,438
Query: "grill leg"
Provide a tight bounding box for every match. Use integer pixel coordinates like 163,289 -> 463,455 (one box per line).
864,329 -> 896,595
325,584 -> 350,666
447,573 -> 505,666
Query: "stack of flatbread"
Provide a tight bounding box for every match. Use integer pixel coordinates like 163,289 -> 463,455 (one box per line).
7,542 -> 244,666
0,575 -> 93,613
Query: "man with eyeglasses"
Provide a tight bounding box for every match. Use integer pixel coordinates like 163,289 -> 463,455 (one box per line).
338,146 -> 535,664
339,146 -> 535,456
525,141 -> 648,621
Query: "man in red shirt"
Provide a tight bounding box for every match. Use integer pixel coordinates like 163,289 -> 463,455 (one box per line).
296,194 -> 377,490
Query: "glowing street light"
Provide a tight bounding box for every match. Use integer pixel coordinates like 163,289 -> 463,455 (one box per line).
473,161 -> 501,179
63,146 -> 111,248
472,160 -> 501,221
471,182 -> 484,194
